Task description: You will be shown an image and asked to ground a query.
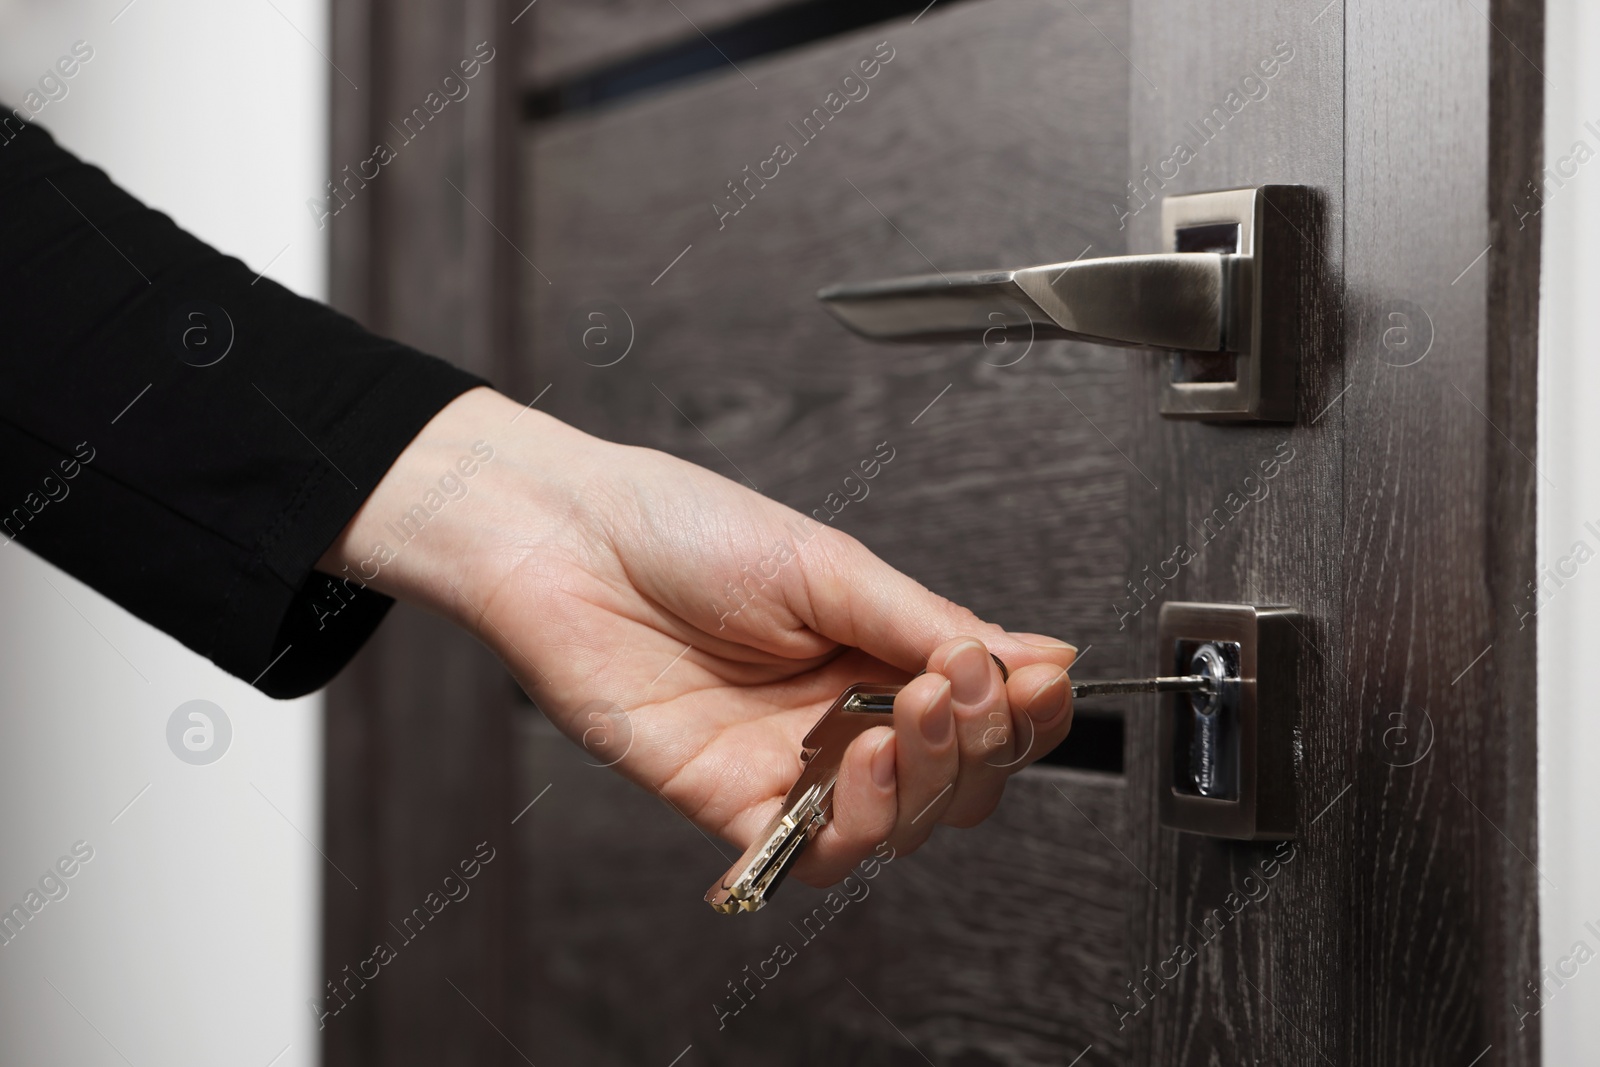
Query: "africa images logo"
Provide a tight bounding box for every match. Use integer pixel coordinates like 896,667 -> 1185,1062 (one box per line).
166,700 -> 232,765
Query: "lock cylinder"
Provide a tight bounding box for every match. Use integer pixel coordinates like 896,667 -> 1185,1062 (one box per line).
1187,643 -> 1232,798
1157,602 -> 1299,840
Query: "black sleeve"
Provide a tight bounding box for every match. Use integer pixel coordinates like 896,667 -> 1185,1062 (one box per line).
0,116 -> 489,698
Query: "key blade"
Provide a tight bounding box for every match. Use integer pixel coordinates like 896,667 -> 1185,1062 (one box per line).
706,783 -> 825,914
706,683 -> 901,914
1071,674 -> 1216,698
705,671 -> 1235,912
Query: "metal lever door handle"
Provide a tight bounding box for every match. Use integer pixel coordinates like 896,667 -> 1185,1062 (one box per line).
816,252 -> 1237,352
815,185 -> 1315,423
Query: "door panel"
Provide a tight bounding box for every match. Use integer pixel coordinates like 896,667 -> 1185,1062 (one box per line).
515,0 -> 1141,1061
1121,1 -> 1541,1064
521,0 -> 1136,682
521,0 -> 794,87
1339,0 -> 1539,1061
1122,2 -> 1346,1063
518,718 -> 1132,1063
327,0 -> 1544,1062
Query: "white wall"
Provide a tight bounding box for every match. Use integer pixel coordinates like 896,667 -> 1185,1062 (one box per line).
1541,0 -> 1600,1056
0,1 -> 328,1063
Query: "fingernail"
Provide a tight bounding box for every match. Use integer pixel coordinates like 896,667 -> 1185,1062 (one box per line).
1027,669 -> 1070,725
921,680 -> 954,745
1017,634 -> 1078,655
945,640 -> 993,705
871,733 -> 897,789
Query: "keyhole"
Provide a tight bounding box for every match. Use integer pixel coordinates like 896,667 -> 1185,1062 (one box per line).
1188,643 -> 1233,799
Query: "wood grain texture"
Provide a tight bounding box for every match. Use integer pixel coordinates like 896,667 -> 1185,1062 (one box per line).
515,714 -> 1134,1065
519,0 -> 792,88
1343,0 -> 1542,1062
324,0 -> 522,1063
1484,0 -> 1543,1060
519,0 -> 1137,681
1123,0 -> 1542,1063
1121,8 -> 1346,1063
334,0 -> 1544,1059
513,0 -> 1142,1061
1339,4 -> 1487,1058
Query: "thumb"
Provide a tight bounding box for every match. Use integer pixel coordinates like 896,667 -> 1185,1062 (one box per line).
791,522 -> 1079,675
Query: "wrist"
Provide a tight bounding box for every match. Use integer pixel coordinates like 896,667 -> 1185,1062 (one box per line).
315,387 -> 596,634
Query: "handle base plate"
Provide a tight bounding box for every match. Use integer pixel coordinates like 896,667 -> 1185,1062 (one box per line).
1159,186 -> 1316,422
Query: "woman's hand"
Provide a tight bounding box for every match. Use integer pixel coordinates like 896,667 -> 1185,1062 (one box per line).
318,387 -> 1078,885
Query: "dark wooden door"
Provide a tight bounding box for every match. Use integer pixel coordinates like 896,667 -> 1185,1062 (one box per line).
516,2 -> 1138,1060
1120,2 -> 1540,1063
325,1 -> 1543,1064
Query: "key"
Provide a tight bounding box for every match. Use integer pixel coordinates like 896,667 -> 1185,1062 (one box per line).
704,681 -> 903,914
704,664 -> 1219,914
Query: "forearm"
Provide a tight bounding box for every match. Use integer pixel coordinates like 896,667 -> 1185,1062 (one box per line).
1,115 -> 486,696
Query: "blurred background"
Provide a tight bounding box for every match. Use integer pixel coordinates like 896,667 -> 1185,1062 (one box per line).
0,1 -> 328,1064
1539,0 -> 1600,1058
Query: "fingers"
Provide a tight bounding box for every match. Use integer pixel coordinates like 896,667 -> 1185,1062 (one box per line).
888,672 -> 959,853
794,726 -> 897,885
932,638 -> 1012,827
793,671 -> 964,882
795,525 -> 1078,677
795,639 -> 1076,884
925,639 -> 1076,826
1000,661 -> 1074,772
